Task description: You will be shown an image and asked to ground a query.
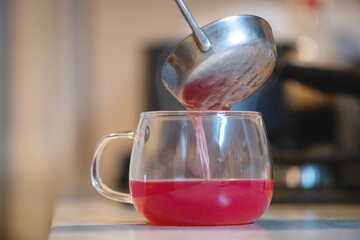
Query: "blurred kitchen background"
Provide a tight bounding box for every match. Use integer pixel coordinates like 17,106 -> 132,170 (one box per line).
0,0 -> 360,239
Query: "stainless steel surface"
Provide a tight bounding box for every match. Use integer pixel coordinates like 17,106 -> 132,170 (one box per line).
162,15 -> 277,110
175,0 -> 211,52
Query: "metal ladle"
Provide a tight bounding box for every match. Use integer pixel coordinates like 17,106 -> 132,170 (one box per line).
162,0 -> 277,110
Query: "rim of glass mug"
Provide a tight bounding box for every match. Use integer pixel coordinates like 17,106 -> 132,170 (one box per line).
140,110 -> 262,118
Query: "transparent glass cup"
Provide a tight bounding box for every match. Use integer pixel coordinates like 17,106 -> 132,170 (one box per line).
91,111 -> 273,226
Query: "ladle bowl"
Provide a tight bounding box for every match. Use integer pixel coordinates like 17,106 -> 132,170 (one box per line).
162,15 -> 277,110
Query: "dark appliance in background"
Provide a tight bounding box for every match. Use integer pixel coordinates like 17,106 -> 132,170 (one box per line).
266,46 -> 360,202
119,43 -> 360,202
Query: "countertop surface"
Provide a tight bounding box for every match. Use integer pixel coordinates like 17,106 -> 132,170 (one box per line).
49,196 -> 360,240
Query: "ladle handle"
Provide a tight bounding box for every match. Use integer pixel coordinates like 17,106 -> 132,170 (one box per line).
175,0 -> 211,52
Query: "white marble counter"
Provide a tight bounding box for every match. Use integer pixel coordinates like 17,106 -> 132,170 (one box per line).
49,196 -> 360,240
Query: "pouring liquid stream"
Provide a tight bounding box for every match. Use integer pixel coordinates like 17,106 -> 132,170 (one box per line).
193,114 -> 211,180
178,46 -> 276,180
182,76 -> 235,181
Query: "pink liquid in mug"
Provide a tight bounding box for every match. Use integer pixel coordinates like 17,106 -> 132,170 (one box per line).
131,179 -> 274,226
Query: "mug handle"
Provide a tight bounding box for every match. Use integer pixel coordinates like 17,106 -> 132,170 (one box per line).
90,131 -> 135,203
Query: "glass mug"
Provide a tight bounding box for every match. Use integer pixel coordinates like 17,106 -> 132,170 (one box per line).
91,111 -> 273,226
